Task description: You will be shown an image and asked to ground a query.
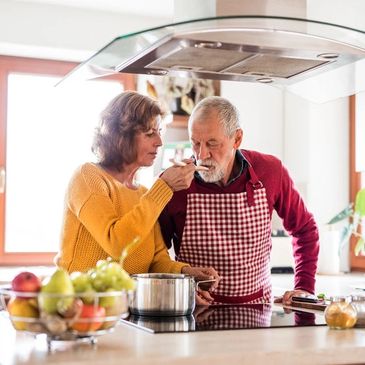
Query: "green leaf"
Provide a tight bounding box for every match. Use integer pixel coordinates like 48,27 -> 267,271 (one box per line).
340,224 -> 353,244
355,188 -> 365,217
327,204 -> 353,225
354,237 -> 365,256
338,225 -> 353,255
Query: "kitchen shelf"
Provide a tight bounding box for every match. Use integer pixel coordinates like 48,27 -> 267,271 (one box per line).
168,114 -> 189,129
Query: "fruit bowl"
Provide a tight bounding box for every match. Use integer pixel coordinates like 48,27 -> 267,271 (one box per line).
0,285 -> 132,344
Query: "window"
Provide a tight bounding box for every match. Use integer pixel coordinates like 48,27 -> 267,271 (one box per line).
0,56 -> 135,265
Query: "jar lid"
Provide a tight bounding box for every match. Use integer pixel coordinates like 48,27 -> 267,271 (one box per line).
351,295 -> 365,302
329,296 -> 347,302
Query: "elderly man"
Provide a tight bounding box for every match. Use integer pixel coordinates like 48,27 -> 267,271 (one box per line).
159,96 -> 319,305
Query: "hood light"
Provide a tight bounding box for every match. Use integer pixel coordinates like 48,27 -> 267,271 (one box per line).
317,53 -> 339,59
147,69 -> 168,76
257,77 -> 273,83
194,41 -> 222,49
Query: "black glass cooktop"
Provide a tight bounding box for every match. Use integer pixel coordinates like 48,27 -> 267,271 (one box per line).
120,304 -> 326,333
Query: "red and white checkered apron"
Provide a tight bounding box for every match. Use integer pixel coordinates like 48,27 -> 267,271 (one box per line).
178,165 -> 272,304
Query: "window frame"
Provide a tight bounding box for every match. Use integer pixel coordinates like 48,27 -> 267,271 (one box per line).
349,94 -> 365,271
0,55 -> 135,265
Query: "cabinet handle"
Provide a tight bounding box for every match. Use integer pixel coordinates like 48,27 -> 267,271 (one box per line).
0,166 -> 5,193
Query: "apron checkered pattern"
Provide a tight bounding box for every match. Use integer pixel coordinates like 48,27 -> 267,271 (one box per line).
195,304 -> 272,330
178,166 -> 272,304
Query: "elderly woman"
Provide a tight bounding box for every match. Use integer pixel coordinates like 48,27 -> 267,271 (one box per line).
57,91 -> 218,303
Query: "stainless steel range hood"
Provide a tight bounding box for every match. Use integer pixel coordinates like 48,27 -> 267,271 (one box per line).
60,17 -> 365,84
59,14 -> 365,100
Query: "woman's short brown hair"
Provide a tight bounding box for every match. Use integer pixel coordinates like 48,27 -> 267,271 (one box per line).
92,91 -> 165,170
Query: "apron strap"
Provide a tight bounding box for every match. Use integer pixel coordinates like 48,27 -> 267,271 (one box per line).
246,165 -> 263,207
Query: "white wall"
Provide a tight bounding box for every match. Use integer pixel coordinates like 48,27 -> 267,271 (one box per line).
221,81 -> 284,159
0,1 -> 170,61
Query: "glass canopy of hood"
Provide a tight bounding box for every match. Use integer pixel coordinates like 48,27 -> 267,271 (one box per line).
59,16 -> 365,103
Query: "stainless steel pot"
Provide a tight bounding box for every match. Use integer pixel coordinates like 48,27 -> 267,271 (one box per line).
129,273 -> 196,316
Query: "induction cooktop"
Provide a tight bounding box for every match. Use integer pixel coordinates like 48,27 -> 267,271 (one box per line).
120,304 -> 326,333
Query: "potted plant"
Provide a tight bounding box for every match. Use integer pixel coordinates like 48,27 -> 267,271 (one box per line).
327,188 -> 365,255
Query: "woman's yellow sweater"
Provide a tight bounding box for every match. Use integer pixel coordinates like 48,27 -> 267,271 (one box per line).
58,163 -> 187,274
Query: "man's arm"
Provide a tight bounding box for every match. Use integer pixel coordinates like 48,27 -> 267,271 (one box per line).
158,205 -> 175,250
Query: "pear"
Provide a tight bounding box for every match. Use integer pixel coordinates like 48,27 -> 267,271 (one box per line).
39,269 -> 75,315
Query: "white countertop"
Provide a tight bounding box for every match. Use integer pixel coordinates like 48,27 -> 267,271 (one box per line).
2,270 -> 365,364
1,306 -> 365,365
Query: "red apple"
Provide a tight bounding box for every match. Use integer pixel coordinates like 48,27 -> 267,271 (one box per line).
71,304 -> 106,332
11,271 -> 41,296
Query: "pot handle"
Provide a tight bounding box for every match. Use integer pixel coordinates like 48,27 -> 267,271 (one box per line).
195,279 -> 216,291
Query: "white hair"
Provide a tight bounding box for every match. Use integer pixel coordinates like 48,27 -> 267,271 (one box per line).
188,96 -> 241,137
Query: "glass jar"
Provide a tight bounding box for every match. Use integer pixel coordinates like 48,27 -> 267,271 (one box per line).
324,296 -> 357,329
351,295 -> 365,327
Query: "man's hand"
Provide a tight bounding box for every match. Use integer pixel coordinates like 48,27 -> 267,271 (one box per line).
181,266 -> 220,291
274,289 -> 313,306
195,288 -> 215,305
181,266 -> 221,306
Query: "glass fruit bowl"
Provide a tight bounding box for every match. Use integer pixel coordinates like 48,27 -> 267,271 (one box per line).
0,285 -> 132,345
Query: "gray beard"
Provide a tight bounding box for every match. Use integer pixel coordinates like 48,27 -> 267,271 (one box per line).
198,165 -> 225,183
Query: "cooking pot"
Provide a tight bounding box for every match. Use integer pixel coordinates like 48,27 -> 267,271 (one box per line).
129,273 -> 204,316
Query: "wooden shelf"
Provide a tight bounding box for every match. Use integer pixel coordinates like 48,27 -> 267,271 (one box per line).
168,114 -> 189,128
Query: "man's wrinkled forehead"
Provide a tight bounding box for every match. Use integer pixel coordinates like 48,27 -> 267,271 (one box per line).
192,108 -> 219,123
189,109 -> 221,133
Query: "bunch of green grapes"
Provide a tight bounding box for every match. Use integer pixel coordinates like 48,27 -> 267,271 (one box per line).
70,259 -> 136,307
71,238 -> 139,308
90,259 -> 136,291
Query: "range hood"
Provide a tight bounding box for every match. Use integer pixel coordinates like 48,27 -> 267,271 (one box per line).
59,13 -> 365,101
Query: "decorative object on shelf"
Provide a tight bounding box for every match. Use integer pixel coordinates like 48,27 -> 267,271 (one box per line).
326,188 -> 365,255
145,76 -> 219,116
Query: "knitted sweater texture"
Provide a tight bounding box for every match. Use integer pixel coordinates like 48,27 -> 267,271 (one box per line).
58,163 -> 187,274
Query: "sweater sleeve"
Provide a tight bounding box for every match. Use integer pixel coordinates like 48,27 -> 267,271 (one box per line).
274,162 -> 319,294
67,165 -> 173,259
148,222 -> 189,273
